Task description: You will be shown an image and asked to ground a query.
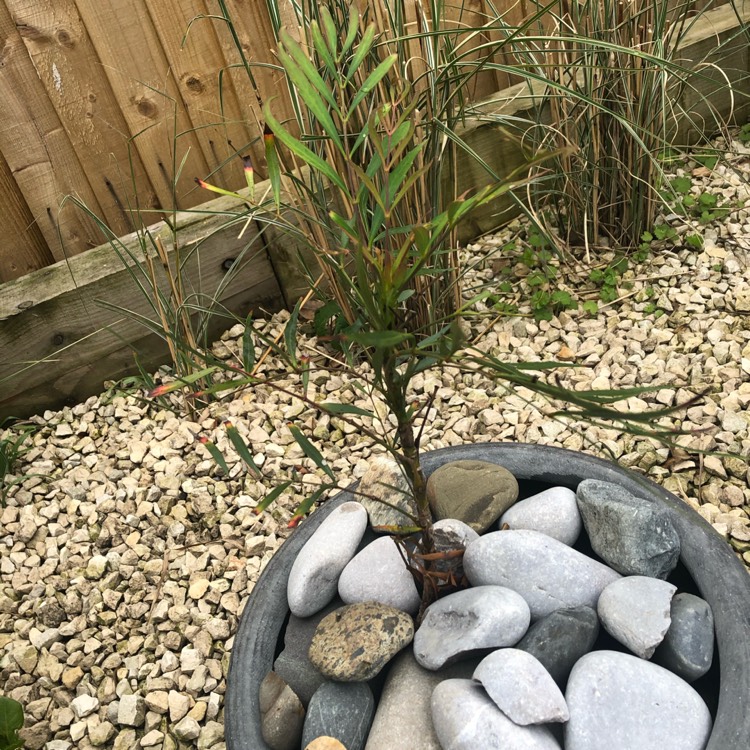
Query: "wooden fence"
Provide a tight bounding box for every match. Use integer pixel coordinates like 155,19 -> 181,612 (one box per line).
4,0 -> 735,285
0,0 -> 533,284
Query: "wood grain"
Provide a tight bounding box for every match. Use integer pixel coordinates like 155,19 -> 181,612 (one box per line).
0,189 -> 283,420
144,0 -> 256,189
0,150 -> 54,282
0,2 -> 104,260
75,0 -> 211,211
6,0 -> 158,239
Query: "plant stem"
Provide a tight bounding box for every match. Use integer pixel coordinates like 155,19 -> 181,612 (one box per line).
385,362 -> 436,619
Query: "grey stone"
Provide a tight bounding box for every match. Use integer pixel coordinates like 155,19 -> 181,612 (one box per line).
338,536 -> 420,614
259,672 -> 305,750
427,460 -> 519,533
88,721 -> 116,746
173,716 -> 201,741
274,600 -> 341,706
431,518 -> 479,584
464,530 -> 620,619
357,456 -> 418,530
116,694 -> 146,727
597,576 -> 676,659
413,585 -> 530,670
515,606 -> 600,687
653,593 -> 715,682
287,501 -> 368,617
364,650 -> 481,750
473,648 -> 569,725
309,602 -> 414,681
301,682 -> 374,750
70,694 -> 99,719
565,651 -> 712,750
499,487 -> 581,546
432,679 -> 562,750
576,479 -> 681,578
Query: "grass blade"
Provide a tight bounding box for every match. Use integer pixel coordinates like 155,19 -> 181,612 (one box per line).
288,424 -> 335,481
226,422 -> 262,477
254,480 -> 293,514
288,486 -> 327,528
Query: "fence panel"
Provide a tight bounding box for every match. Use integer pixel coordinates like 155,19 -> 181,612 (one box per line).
0,0 -> 740,285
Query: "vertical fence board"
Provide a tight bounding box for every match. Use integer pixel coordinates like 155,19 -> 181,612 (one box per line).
219,0 -> 298,136
144,0 -> 257,189
75,0 -> 211,212
0,150 -> 55,282
0,3 -> 105,260
6,0 -> 158,239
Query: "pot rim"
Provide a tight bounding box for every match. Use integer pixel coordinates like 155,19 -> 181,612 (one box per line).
225,442 -> 750,750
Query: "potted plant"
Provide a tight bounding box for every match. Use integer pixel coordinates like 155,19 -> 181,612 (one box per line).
164,3 -> 750,748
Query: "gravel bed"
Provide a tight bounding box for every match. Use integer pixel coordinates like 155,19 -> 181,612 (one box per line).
1,137 -> 750,749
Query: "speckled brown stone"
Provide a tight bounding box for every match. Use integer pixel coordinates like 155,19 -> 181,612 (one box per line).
308,602 -> 414,681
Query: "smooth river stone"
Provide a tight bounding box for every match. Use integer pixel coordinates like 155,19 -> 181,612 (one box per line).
426,460 -> 519,533
473,648 -> 569,725
357,456 -> 418,530
464,530 -> 620,619
499,487 -> 581,546
515,606 -> 600,688
597,576 -> 676,659
576,479 -> 681,579
413,586 -> 530,670
301,682 -> 374,750
565,651 -> 712,750
274,599 -> 342,706
653,593 -> 715,682
432,518 -> 479,583
364,649 -> 481,750
287,502 -> 368,617
259,672 -> 305,750
338,536 -> 420,614
308,602 -> 414,681
432,679 -> 562,750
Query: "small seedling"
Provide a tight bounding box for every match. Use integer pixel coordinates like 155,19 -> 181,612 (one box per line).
0,695 -> 23,750
0,420 -> 37,505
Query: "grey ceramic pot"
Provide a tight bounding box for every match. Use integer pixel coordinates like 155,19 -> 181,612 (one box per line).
225,443 -> 750,750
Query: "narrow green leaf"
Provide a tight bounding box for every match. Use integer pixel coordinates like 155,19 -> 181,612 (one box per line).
328,210 -> 359,244
310,19 -> 337,74
388,144 -> 422,199
277,41 -> 342,149
346,54 -> 398,119
288,487 -> 327,527
319,403 -> 374,417
242,314 -> 255,373
319,6 -> 338,57
148,367 -> 216,397
226,424 -> 262,477
199,438 -> 230,476
264,105 -> 348,194
264,126 -> 281,210
288,424 -> 335,480
347,330 -> 413,348
346,23 -> 376,81
254,480 -> 293,515
284,299 -> 302,368
279,29 -> 338,111
341,6 -> 359,57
